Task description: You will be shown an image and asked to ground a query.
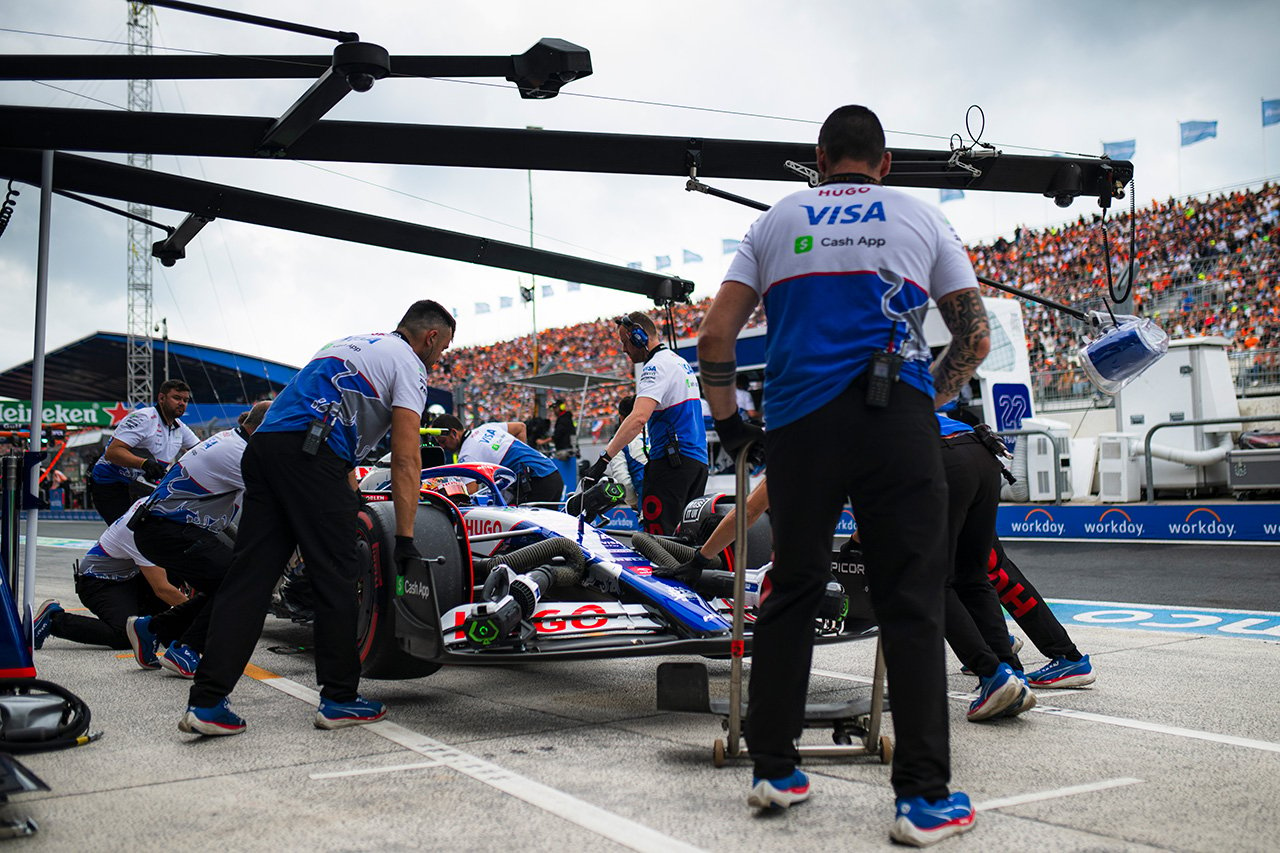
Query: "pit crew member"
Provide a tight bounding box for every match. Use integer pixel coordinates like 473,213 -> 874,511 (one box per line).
431,415 -> 564,504
183,300 -> 453,736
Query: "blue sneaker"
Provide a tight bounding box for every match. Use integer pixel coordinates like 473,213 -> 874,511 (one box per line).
159,643 -> 200,678
179,698 -> 246,736
32,600 -> 62,650
315,696 -> 387,730
1027,654 -> 1095,688
999,671 -> 1037,718
891,792 -> 976,847
125,615 -> 160,669
747,769 -> 811,809
967,663 -> 1025,721
960,634 -> 1023,676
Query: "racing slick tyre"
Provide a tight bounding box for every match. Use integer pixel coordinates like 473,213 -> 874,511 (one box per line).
355,499 -> 468,679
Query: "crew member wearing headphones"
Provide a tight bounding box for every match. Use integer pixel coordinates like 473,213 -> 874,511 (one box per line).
431,415 -> 565,504
585,312 -> 708,535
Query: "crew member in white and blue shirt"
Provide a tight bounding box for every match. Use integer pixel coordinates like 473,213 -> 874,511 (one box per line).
431,415 -> 564,503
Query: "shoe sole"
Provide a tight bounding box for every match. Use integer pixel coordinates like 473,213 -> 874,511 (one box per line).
159,655 -> 197,679
747,781 -> 811,809
314,710 -> 387,730
1029,671 -> 1096,689
967,678 -> 1025,722
999,685 -> 1038,718
178,712 -> 245,736
890,812 -> 976,847
124,619 -> 160,670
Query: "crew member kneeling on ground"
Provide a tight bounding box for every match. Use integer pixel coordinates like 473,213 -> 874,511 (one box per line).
585,312 -> 708,534
181,300 -> 454,737
698,104 -> 990,846
129,400 -> 271,678
88,380 -> 199,524
431,415 -> 564,503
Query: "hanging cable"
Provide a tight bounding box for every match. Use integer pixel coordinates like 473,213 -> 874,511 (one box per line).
0,181 -> 19,240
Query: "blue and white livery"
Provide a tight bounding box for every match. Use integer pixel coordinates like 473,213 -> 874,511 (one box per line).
145,427 -> 248,533
637,347 -> 708,464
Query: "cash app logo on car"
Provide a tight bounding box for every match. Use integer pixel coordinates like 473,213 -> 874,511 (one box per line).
794,235 -> 814,254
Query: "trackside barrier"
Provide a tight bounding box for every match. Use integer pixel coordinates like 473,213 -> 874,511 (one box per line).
1144,415 -> 1279,504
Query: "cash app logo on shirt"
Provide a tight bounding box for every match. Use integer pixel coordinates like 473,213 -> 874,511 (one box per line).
794,235 -> 814,254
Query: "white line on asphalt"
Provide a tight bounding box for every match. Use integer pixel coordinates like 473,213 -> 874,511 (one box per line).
811,668 -> 1280,755
974,777 -> 1144,811
1047,597 -> 1280,617
309,760 -> 443,780
256,673 -> 708,853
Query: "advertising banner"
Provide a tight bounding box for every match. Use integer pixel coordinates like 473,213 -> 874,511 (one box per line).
998,503 -> 1280,543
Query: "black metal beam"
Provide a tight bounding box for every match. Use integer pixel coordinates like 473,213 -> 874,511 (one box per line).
0,106 -> 1132,200
0,150 -> 692,303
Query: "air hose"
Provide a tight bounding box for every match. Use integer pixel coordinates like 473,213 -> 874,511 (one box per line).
0,679 -> 94,753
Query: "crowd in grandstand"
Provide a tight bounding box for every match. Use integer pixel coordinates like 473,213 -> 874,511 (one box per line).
438,182 -> 1280,429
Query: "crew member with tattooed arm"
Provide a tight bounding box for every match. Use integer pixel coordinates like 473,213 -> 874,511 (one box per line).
697,104 -> 991,847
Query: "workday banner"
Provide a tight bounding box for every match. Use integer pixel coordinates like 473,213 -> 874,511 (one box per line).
998,504 -> 1280,543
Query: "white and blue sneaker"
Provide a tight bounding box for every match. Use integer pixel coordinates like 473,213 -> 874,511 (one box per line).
315,696 -> 387,730
967,663 -> 1025,721
1027,654 -> 1095,688
179,698 -> 246,736
960,634 -> 1023,676
159,642 -> 200,678
747,769 -> 811,810
999,671 -> 1037,718
32,599 -> 63,650
125,615 -> 160,669
891,792 -> 976,847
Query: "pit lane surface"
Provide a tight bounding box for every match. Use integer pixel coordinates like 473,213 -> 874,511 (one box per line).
10,522 -> 1280,851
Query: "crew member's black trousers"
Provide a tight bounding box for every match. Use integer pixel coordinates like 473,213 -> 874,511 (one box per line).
189,432 -> 361,708
990,538 -> 1081,660
748,377 -> 951,800
640,456 -> 708,535
517,470 -> 565,504
134,517 -> 235,653
941,435 -> 1021,676
50,573 -> 196,649
89,479 -> 134,525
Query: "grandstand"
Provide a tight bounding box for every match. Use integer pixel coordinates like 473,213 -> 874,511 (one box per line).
440,182 -> 1280,430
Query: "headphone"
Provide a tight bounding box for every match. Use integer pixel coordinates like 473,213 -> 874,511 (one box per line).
615,315 -> 650,349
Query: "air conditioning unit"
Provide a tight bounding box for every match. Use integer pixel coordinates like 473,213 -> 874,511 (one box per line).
1022,417 -> 1072,503
1098,432 -> 1142,503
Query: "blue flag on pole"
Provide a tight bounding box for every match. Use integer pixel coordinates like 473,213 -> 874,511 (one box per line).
655,255 -> 671,270
542,284 -> 554,298
567,281 -> 581,292
499,296 -> 513,309
682,249 -> 703,263
475,302 -> 491,314
1264,99 -> 1280,128
1102,139 -> 1136,160
1180,120 -> 1217,146
939,189 -> 964,203
722,238 -> 742,254
627,261 -> 642,270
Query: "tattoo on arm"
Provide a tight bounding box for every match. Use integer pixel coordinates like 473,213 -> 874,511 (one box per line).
700,359 -> 737,388
931,290 -> 991,404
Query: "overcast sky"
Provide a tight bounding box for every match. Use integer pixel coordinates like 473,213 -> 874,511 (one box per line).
2,0 -> 1278,383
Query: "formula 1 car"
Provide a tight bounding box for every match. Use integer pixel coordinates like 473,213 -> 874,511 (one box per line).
271,462 -> 859,679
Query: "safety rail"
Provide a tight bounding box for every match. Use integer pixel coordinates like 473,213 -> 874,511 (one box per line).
993,428 -> 1068,505
1143,414 -> 1280,504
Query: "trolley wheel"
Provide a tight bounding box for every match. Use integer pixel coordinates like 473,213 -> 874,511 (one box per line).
878,735 -> 894,765
713,739 -> 726,768
833,730 -> 853,746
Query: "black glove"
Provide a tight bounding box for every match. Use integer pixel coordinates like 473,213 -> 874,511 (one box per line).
582,453 -> 610,484
393,535 -> 422,576
140,458 -> 168,482
713,412 -> 764,457
653,550 -> 715,584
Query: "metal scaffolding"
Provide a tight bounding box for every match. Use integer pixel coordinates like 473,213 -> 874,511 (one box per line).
125,1 -> 154,406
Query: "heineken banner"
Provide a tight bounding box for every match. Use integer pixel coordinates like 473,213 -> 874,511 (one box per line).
0,400 -> 135,429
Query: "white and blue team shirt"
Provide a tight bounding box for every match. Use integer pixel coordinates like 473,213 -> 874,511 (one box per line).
77,498 -> 155,580
91,407 -> 199,485
257,333 -> 429,465
636,347 -> 708,465
458,423 -> 557,478
144,427 -> 248,533
725,182 -> 978,429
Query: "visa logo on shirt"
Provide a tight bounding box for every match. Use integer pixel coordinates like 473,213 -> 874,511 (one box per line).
802,202 -> 887,226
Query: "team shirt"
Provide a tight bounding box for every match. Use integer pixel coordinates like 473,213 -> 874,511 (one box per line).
77,498 -> 154,580
636,347 -> 709,465
458,423 -> 557,478
91,406 -> 199,485
144,427 -> 248,533
257,333 -> 429,464
936,413 -> 974,437
725,181 -> 979,429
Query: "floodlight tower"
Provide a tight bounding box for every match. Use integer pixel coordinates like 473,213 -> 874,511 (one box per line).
125,2 -> 155,406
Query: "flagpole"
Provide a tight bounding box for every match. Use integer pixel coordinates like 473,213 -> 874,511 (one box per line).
1176,121 -> 1182,196
1264,99 -> 1270,180
527,125 -> 542,380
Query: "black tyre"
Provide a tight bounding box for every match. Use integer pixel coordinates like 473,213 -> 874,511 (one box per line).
355,499 -> 469,679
